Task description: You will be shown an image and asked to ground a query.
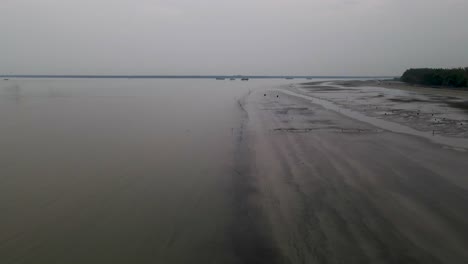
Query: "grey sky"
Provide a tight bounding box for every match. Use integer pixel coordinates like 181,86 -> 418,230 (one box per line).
1,0 -> 467,76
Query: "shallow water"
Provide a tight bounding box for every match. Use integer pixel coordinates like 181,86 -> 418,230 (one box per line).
0,78 -> 305,263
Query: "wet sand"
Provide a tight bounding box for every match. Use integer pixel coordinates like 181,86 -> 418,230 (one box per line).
1,78 -> 468,263
333,79 -> 468,108
241,82 -> 468,263
298,81 -> 468,140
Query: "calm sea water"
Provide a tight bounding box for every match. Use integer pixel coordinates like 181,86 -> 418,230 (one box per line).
0,78 -> 310,263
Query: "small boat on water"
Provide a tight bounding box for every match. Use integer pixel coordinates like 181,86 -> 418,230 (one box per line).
241,78 -> 249,81
4,78 -> 9,80
215,77 -> 225,80
285,77 -> 293,80
230,78 -> 235,80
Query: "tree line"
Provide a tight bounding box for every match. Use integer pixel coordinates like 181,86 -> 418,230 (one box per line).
401,68 -> 468,88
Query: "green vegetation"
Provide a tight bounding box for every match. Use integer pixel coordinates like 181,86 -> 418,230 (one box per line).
401,68 -> 468,88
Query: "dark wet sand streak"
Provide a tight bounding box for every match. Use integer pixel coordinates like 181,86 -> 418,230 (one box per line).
230,94 -> 285,264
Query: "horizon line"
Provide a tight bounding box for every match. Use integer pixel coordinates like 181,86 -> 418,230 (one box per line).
0,74 -> 396,79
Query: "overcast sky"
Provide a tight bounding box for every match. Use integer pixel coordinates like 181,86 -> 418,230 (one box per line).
1,0 -> 467,76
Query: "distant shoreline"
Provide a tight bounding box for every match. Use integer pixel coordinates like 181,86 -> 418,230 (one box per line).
318,79 -> 468,93
0,75 -> 395,79
401,68 -> 468,88
301,80 -> 468,106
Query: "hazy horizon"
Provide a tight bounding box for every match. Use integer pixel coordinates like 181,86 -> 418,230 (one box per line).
0,74 -> 395,77
1,0 -> 468,76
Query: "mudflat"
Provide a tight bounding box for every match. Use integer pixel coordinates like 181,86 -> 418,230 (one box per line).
242,82 -> 468,263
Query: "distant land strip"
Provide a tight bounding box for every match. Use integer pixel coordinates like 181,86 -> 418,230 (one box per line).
0,75 -> 395,79
401,68 -> 468,88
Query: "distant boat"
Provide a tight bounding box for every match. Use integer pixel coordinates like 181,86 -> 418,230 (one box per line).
241,78 -> 249,81
230,78 -> 235,80
285,77 -> 293,80
3,78 -> 9,80
216,78 -> 225,80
